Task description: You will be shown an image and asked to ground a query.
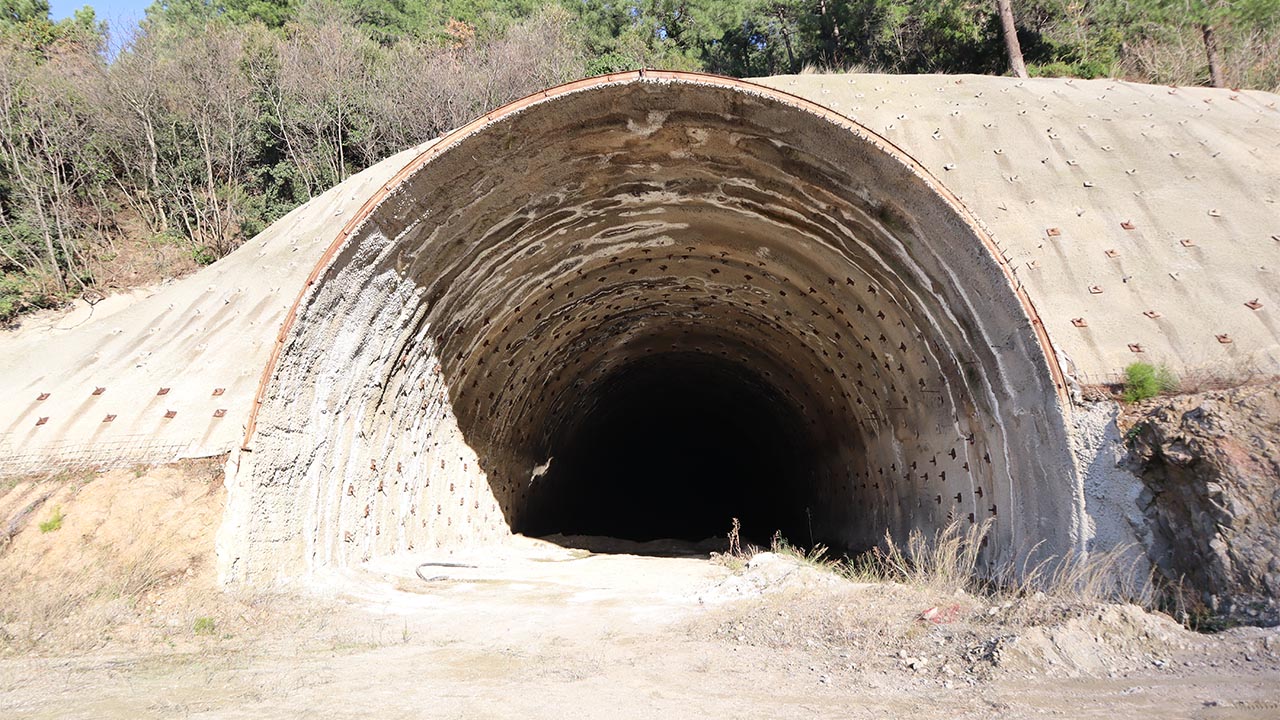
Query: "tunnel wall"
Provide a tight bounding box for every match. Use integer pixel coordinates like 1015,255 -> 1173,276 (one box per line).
217,74 -> 1079,584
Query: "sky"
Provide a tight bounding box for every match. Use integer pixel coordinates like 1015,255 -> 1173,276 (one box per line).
50,0 -> 152,25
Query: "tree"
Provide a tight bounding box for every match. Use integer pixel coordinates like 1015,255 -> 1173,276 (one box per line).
2,0 -> 1279,325
0,0 -> 48,25
0,30 -> 107,300
1119,0 -> 1280,88
1202,21 -> 1223,87
1186,0 -> 1280,88
995,0 -> 1028,77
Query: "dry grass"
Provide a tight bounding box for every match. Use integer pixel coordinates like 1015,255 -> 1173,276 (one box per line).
1086,354 -> 1278,403
0,565 -> 95,650
798,62 -> 883,75
0,459 -> 235,654
767,533 -> 845,574
1176,355 -> 1280,395
0,542 -> 302,655
702,524 -> 1182,682
762,522 -> 1155,623
1118,24 -> 1280,92
866,523 -> 985,595
0,541 -> 184,653
111,544 -> 183,599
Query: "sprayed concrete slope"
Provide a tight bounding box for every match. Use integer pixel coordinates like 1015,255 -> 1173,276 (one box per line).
755,74 -> 1280,380
0,141 -> 437,474
0,72 -> 1276,585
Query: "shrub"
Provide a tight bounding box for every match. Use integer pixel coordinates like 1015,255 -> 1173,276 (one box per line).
1123,362 -> 1178,402
190,246 -> 218,266
0,272 -> 61,324
38,506 -> 63,533
193,616 -> 216,635
1029,59 -> 1113,79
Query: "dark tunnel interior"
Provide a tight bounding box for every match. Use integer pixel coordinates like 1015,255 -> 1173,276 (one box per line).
516,353 -> 824,547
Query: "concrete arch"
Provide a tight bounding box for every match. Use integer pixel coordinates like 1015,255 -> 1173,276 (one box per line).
219,72 -> 1081,583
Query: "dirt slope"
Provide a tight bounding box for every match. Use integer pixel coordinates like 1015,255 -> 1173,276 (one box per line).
0,460 -> 232,653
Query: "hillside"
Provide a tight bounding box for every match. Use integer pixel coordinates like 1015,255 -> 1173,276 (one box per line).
2,0 -> 1278,324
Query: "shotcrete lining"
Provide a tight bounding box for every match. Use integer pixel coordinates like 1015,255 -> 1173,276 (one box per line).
412,87 -> 997,547
230,77 -> 1076,581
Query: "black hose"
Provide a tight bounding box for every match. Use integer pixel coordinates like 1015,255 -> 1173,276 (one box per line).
415,561 -> 478,582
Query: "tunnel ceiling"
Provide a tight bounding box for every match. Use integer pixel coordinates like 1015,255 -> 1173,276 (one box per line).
219,73 -> 1079,582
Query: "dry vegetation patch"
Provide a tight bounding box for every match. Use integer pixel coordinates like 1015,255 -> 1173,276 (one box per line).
0,459 -> 264,654
698,552 -> 1210,687
697,523 -> 1210,686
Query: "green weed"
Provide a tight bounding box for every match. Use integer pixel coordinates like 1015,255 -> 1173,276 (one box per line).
38,506 -> 63,533
193,616 -> 216,636
1123,362 -> 1178,402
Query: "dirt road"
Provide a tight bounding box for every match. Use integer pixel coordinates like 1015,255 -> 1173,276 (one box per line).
2,535 -> 1278,719
2,467 -> 1278,719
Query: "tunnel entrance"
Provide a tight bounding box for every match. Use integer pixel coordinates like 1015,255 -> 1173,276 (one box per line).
519,352 -> 822,547
225,73 -> 1078,584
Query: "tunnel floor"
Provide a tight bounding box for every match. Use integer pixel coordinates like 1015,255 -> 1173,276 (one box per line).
515,353 -> 829,550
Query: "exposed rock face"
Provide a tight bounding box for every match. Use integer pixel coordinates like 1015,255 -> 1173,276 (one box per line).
1124,383 -> 1280,626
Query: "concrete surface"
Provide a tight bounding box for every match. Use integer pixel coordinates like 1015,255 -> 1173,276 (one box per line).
755,74 -> 1280,383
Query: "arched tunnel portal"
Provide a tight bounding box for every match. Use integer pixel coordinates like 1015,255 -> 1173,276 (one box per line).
224,73 -> 1082,582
